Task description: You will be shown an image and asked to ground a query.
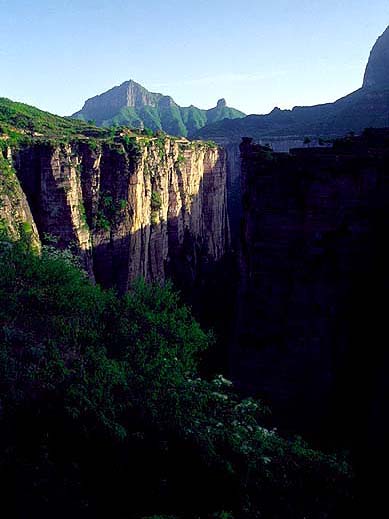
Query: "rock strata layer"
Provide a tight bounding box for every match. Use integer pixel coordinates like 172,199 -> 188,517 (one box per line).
0,149 -> 40,249
1,136 -> 229,292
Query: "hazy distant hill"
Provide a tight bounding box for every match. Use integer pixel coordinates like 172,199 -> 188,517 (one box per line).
196,26 -> 389,142
72,80 -> 245,137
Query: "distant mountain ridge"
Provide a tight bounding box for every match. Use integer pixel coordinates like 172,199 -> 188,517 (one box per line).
196,25 -> 389,142
72,80 -> 245,137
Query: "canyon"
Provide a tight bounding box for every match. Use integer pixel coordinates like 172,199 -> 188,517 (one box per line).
2,100 -> 389,448
2,96 -> 388,513
3,27 -> 389,506
7,7 -> 389,516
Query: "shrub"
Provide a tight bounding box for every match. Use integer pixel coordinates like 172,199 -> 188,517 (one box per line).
151,191 -> 162,211
0,237 -> 353,518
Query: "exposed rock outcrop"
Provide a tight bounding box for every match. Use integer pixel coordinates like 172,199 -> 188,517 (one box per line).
0,148 -> 40,250
210,140 -> 242,247
363,25 -> 389,89
4,136 -> 229,292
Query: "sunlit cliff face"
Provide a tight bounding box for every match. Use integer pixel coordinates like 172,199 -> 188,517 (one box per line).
1,136 -> 229,291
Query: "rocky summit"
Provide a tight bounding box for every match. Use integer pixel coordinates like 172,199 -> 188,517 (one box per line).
363,26 -> 389,89
72,79 -> 245,137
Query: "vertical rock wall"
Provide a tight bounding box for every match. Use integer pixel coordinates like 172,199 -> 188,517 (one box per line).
0,147 -> 40,249
235,135 -> 389,445
10,137 -> 229,291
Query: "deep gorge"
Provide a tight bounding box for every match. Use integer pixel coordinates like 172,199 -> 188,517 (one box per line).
3,130 -> 389,458
4,126 -> 388,514
4,12 -> 389,519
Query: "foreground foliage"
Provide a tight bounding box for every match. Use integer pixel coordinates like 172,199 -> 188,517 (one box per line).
0,238 -> 352,518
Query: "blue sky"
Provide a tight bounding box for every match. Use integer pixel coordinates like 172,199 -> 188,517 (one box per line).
0,0 -> 388,116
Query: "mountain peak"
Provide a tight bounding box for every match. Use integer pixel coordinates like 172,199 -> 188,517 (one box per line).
72,81 -> 245,136
363,26 -> 389,89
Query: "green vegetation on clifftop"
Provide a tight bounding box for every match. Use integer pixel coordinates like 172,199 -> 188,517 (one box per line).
0,97 -> 218,151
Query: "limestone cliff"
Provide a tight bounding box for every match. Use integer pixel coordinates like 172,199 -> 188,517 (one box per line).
4,135 -> 229,292
209,140 -> 242,247
0,146 -> 40,249
235,132 -> 389,449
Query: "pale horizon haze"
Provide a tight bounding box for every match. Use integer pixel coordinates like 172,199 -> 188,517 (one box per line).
0,0 -> 388,117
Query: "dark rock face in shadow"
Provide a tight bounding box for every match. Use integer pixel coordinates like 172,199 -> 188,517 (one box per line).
235,133 -> 389,502
210,140 -> 243,249
363,25 -> 389,90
